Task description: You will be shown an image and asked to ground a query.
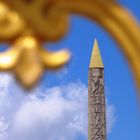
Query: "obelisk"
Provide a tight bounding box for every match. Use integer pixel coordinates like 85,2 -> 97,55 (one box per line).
88,39 -> 106,140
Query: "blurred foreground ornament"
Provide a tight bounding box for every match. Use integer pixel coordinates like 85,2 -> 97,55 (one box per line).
0,0 -> 139,91
0,2 -> 70,88
0,34 -> 70,88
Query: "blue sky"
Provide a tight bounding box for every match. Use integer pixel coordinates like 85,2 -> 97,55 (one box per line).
46,0 -> 140,139
0,0 -> 140,140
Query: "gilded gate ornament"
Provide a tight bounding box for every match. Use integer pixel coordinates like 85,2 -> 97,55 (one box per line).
0,0 -> 139,91
0,1 -> 70,88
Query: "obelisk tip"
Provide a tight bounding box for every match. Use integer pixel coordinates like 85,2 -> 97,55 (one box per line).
89,39 -> 104,68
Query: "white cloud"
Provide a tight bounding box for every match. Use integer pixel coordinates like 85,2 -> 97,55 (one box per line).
0,73 -> 115,140
106,102 -> 116,134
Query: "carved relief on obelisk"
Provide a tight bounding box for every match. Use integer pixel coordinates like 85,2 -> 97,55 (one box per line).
88,39 -> 106,140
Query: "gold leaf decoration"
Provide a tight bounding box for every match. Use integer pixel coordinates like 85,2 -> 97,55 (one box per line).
0,1 -> 70,88
0,0 -> 139,92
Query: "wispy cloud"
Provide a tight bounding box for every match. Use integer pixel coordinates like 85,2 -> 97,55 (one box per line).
106,102 -> 116,134
0,73 -> 115,140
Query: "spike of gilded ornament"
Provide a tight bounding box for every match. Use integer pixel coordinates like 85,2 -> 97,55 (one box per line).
12,36 -> 43,88
40,49 -> 70,69
0,47 -> 20,70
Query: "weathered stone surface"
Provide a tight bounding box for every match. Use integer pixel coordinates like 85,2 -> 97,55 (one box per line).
88,68 -> 106,140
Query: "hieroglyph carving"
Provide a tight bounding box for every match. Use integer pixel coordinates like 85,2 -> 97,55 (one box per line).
88,68 -> 106,140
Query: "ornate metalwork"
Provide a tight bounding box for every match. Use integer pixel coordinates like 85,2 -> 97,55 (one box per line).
0,1 -> 70,88
0,0 -> 139,90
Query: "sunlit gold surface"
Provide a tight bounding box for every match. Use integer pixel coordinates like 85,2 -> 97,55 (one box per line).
0,2 -> 70,88
14,36 -> 70,88
4,0 -> 69,41
0,47 -> 20,70
0,3 -> 25,41
0,0 -> 139,91
90,39 -> 104,68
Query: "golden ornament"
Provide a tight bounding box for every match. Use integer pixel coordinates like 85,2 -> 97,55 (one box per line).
0,0 -> 139,92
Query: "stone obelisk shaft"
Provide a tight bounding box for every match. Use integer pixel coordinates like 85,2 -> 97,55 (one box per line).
88,39 -> 106,140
